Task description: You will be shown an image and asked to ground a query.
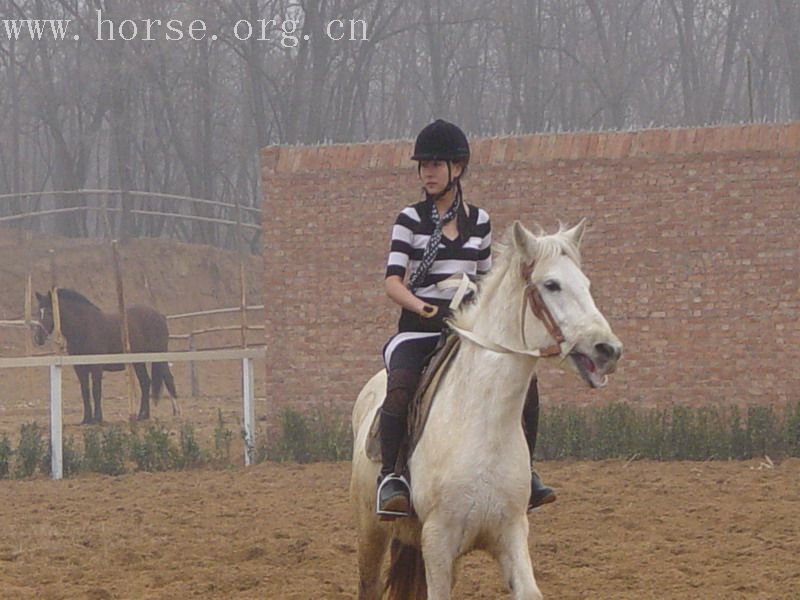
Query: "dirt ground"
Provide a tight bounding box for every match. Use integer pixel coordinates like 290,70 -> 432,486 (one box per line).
0,459 -> 797,599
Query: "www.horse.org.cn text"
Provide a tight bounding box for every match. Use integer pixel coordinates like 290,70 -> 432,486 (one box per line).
1,10 -> 370,45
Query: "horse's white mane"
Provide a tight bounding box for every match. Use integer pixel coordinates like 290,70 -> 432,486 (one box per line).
450,222 -> 583,330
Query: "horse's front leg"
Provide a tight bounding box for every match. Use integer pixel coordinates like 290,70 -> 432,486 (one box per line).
421,516 -> 461,600
496,517 -> 542,600
74,366 -> 92,425
90,366 -> 104,424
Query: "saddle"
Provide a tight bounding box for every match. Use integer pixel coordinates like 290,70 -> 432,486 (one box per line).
366,331 -> 462,472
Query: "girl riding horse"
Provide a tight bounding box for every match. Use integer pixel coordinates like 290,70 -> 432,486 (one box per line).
377,119 -> 555,517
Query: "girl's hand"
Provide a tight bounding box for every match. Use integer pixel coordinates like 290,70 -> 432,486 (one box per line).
419,304 -> 439,319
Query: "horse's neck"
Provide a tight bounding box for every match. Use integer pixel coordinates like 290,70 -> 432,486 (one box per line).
59,301 -> 102,346
445,344 -> 535,430
471,262 -> 538,350
439,264 -> 546,429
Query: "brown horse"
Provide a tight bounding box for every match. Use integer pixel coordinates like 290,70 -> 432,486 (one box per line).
34,288 -> 178,424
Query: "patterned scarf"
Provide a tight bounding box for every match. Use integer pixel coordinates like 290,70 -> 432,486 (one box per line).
407,190 -> 461,291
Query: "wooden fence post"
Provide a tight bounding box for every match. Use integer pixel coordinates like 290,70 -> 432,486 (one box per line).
235,199 -> 248,349
24,275 -> 33,402
51,286 -> 64,353
49,249 -> 56,288
111,241 -> 137,419
189,332 -> 199,397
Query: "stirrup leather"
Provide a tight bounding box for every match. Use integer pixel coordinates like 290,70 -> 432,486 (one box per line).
376,474 -> 411,517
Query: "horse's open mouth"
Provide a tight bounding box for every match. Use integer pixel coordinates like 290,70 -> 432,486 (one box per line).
570,352 -> 608,389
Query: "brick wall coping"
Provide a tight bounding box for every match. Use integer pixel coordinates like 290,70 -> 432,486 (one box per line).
260,122 -> 800,174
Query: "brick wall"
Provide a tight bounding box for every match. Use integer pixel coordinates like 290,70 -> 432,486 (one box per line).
261,123 -> 800,411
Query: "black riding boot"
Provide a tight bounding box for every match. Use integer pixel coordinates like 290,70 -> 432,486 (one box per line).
376,369 -> 417,517
523,376 -> 556,510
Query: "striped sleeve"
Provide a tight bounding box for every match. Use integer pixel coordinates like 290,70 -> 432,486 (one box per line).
385,206 -> 420,279
476,209 -> 492,275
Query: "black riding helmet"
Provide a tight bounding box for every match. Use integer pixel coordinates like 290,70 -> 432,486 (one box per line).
412,120 -> 470,200
411,119 -> 470,163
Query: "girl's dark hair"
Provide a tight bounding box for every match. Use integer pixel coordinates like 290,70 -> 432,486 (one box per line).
453,158 -> 469,179
455,174 -> 472,244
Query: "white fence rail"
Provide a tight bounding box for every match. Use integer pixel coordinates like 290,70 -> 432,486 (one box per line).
0,347 -> 265,480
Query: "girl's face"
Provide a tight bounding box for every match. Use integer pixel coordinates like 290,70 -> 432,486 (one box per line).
419,160 -> 463,196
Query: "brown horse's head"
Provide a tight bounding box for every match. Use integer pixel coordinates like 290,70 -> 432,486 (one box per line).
33,291 -> 54,346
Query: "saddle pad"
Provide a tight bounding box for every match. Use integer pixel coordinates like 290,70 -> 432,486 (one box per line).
366,333 -> 462,462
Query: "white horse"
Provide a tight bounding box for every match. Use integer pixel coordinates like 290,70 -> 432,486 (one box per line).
350,220 -> 622,600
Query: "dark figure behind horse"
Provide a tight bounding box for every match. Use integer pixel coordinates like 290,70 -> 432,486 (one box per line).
34,288 -> 178,424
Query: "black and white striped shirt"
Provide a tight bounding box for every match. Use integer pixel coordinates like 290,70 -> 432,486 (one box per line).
386,200 -> 492,332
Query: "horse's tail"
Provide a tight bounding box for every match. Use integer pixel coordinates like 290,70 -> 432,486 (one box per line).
383,539 -> 427,600
151,362 -> 177,405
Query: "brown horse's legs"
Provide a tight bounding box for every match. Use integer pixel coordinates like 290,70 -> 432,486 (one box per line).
75,366 -> 93,425
133,363 -> 151,420
90,366 -> 104,424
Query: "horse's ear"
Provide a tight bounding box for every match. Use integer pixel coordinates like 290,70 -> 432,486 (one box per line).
35,291 -> 44,303
511,220 -> 537,261
564,218 -> 587,249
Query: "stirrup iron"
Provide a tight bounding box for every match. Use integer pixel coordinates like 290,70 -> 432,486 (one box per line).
376,474 -> 411,518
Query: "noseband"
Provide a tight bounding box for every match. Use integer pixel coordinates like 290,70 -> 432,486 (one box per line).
447,259 -> 568,358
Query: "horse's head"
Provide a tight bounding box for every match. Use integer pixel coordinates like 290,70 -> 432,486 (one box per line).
511,219 -> 622,388
33,290 -> 54,346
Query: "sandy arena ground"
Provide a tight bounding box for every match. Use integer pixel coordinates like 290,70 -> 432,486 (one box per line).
0,459 -> 798,599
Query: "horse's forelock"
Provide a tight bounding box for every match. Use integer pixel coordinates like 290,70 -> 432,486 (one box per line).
531,228 -> 582,275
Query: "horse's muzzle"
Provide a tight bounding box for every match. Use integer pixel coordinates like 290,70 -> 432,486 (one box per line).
595,341 -> 622,374
569,336 -> 623,388
32,323 -> 48,346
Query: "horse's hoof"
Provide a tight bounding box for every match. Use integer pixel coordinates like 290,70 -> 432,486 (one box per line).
137,414 -> 150,421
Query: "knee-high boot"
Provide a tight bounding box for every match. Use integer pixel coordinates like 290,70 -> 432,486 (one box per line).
377,369 -> 417,516
523,376 -> 556,509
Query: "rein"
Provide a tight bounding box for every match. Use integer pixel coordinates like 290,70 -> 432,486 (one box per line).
448,260 -> 568,359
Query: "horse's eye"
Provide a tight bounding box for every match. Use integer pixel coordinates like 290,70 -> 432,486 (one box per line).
544,280 -> 561,292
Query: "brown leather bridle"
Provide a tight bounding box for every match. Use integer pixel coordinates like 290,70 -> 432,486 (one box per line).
447,259 -> 570,359
520,261 -> 566,357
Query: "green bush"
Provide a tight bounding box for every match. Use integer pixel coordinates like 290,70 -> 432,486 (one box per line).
786,401 -> 800,457
176,423 -> 204,469
539,402 -> 798,461
747,405 -> 779,458
41,435 -> 84,477
62,436 -> 84,476
264,407 -> 353,463
130,424 -> 177,472
84,426 -> 128,475
213,410 -> 234,466
0,434 -> 12,478
15,422 -> 46,477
